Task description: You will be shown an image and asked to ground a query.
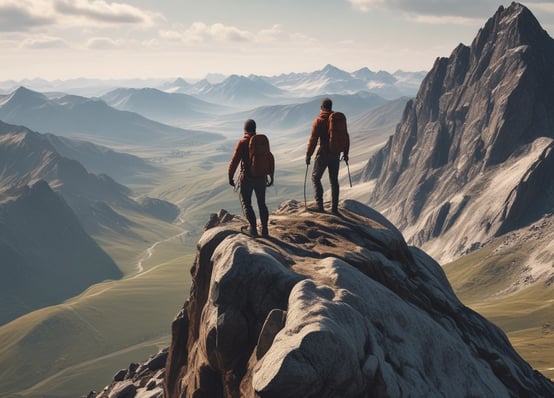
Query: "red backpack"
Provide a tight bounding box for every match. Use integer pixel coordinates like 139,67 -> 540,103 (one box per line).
248,134 -> 275,177
328,112 -> 349,155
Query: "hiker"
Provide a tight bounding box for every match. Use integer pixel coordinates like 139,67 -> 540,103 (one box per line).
228,119 -> 274,237
305,97 -> 349,214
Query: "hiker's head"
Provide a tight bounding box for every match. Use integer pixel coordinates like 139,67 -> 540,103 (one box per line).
244,119 -> 256,134
321,97 -> 332,111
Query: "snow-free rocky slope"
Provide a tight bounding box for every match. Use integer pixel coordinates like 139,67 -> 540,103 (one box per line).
361,3 -> 554,267
97,200 -> 553,398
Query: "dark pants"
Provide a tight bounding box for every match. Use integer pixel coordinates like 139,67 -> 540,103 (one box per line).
240,175 -> 268,231
312,151 -> 340,210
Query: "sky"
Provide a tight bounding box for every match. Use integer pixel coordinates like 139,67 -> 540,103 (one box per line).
1,0 -> 554,81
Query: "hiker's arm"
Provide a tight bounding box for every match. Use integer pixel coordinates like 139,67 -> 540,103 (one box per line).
344,131 -> 350,162
306,119 -> 320,158
228,141 -> 242,185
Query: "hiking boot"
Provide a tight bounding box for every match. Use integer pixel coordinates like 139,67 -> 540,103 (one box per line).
241,225 -> 259,237
261,226 -> 269,238
307,202 -> 325,213
331,208 -> 340,215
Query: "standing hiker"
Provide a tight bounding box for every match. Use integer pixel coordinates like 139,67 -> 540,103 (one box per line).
305,97 -> 350,214
229,119 -> 274,237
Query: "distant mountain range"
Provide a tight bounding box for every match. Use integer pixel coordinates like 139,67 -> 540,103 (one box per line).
0,87 -> 224,146
101,87 -> 229,125
162,65 -> 425,106
218,91 -> 390,131
44,133 -> 159,186
0,65 -> 425,107
0,121 -> 180,233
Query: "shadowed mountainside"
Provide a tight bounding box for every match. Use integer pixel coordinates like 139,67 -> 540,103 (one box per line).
0,181 -> 121,325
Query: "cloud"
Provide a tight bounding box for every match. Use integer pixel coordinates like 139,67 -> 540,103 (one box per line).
0,1 -> 55,32
528,2 -> 554,15
0,0 -> 161,32
86,36 -> 123,49
159,22 -> 318,49
20,35 -> 68,49
53,0 -> 159,26
347,0 -> 499,22
161,22 -> 252,45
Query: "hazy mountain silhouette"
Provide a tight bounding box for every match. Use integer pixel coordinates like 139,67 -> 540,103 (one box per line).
361,3 -> 554,272
101,87 -> 229,125
44,133 -> 159,186
0,87 -> 223,146
266,64 -> 422,99
0,121 -> 179,235
220,91 -> 389,130
189,74 -> 286,107
0,180 -> 122,325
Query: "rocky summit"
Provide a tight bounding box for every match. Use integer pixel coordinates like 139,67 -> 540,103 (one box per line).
361,2 -> 554,264
97,200 -> 553,398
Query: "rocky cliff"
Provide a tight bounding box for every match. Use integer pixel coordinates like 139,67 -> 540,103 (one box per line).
96,201 -> 553,398
361,2 -> 554,264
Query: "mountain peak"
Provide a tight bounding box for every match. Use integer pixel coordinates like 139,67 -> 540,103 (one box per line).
0,86 -> 48,108
471,2 -> 548,58
362,2 -> 554,262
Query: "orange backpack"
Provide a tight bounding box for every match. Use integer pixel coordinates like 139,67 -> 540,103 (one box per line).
328,112 -> 349,155
248,134 -> 275,177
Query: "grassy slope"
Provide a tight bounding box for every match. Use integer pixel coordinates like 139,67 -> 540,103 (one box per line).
443,244 -> 554,379
0,210 -> 195,397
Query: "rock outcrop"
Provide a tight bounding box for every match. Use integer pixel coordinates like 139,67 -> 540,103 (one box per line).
360,3 -> 554,264
95,200 -> 554,398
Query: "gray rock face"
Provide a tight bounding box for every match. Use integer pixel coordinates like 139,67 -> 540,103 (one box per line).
361,3 -> 554,262
160,200 -> 553,397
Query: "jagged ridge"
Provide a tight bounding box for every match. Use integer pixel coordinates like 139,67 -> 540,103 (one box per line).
361,2 -> 554,262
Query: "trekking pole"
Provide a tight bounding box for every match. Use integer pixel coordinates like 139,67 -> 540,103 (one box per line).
303,163 -> 309,209
345,158 -> 352,188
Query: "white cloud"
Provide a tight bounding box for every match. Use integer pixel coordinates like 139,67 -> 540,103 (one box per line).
20,35 -> 68,49
529,2 -> 554,14
407,14 -> 483,26
161,22 -> 252,45
348,0 -> 386,12
159,22 -> 318,49
54,0 -> 160,27
346,0 -> 498,21
0,0 -> 162,32
86,36 -> 123,49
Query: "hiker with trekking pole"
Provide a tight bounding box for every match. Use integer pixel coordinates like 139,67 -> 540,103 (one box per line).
305,97 -> 350,215
228,119 -> 275,237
